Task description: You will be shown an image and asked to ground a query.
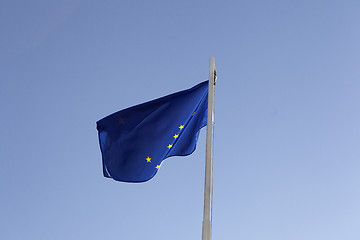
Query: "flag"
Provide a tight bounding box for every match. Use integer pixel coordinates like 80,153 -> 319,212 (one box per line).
96,81 -> 208,182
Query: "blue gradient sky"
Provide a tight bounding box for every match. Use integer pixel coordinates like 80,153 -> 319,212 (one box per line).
1,0 -> 360,239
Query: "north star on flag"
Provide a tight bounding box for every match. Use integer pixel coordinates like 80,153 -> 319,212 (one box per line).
96,81 -> 208,183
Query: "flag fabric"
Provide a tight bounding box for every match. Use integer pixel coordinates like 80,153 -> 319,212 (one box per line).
96,81 -> 208,182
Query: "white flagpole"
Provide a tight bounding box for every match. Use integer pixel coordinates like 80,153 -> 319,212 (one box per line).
202,56 -> 215,240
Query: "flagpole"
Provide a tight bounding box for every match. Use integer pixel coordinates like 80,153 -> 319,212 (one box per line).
202,56 -> 215,240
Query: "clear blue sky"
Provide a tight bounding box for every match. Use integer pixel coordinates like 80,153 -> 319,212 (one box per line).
1,0 -> 360,239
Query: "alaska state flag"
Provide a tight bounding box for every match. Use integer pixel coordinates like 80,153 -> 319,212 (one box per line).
96,81 -> 208,182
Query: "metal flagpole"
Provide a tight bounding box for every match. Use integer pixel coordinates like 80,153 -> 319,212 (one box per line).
202,56 -> 215,240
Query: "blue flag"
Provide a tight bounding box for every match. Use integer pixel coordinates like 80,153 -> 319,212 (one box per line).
96,81 -> 208,182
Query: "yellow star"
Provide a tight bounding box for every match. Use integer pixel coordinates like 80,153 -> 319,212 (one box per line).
173,134 -> 179,139
179,125 -> 184,130
167,144 -> 173,149
155,165 -> 160,169
192,112 -> 196,116
146,156 -> 151,163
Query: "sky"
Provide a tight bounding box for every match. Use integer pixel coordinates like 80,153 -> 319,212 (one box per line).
1,0 -> 360,239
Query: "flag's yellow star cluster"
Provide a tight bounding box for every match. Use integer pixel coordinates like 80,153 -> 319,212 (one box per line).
146,123 -> 188,169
